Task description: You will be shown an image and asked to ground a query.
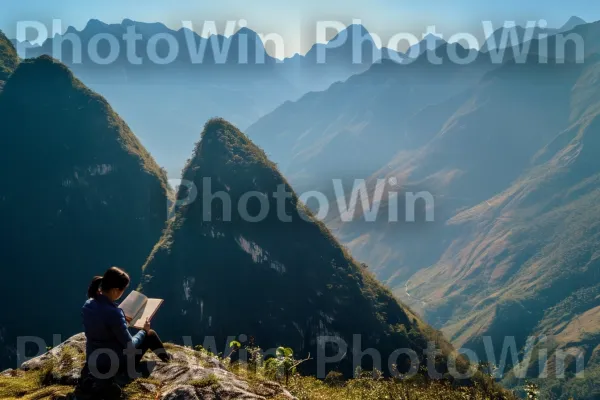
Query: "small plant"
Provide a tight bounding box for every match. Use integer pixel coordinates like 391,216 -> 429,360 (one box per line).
219,340 -> 243,367
264,346 -> 310,385
245,345 -> 265,372
228,340 -> 242,356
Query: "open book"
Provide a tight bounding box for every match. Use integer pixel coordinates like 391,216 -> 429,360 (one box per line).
118,290 -> 163,330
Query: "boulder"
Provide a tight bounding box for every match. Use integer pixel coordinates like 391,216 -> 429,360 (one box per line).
19,333 -> 295,400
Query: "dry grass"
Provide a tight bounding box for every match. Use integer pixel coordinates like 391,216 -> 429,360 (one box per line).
285,374 -> 516,400
122,378 -> 161,400
229,361 -> 515,400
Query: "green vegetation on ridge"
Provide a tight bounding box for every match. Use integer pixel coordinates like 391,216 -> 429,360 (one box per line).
0,30 -> 18,81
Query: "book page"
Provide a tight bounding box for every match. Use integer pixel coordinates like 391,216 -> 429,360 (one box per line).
119,290 -> 147,320
131,298 -> 164,329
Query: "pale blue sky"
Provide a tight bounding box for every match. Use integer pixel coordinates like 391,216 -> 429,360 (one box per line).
2,0 -> 599,56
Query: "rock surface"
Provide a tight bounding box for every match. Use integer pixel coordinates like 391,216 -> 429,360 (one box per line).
20,333 -> 295,399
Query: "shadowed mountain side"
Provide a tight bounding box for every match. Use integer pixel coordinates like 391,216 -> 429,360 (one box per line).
0,56 -> 169,369
141,118 -> 457,376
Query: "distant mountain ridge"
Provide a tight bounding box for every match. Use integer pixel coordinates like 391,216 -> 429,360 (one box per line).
560,15 -> 587,32
15,19 -> 397,178
246,41 -> 497,196
283,24 -> 404,92
12,16 -> 588,180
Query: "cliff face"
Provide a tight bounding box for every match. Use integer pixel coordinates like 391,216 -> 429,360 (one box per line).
0,56 -> 169,368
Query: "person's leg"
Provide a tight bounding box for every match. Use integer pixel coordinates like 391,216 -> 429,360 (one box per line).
135,330 -> 171,364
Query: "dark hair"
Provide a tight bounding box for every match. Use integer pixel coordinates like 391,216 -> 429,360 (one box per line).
87,267 -> 131,299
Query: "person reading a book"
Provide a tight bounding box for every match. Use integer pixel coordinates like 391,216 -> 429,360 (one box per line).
79,267 -> 170,397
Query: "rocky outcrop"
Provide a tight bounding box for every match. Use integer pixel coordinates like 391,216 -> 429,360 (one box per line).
17,333 -> 295,400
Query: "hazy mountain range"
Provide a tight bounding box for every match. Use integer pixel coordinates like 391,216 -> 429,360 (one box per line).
14,19 -> 398,178
245,18 -> 600,399
10,16 -> 589,180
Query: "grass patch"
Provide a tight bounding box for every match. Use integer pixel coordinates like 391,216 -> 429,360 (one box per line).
0,367 -> 72,400
55,345 -> 84,376
0,370 -> 44,398
123,378 -> 161,400
19,385 -> 74,400
188,374 -> 220,389
285,374 -> 516,400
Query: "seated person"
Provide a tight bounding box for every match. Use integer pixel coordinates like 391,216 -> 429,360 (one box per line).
78,266 -> 171,398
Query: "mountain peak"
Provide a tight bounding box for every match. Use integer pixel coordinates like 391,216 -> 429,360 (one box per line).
185,118 -> 272,175
202,117 -> 238,138
142,117 -> 455,375
6,55 -> 74,91
3,55 -> 167,184
120,19 -> 171,34
422,33 -> 446,44
233,27 -> 261,41
84,18 -> 107,31
326,23 -> 371,45
404,34 -> 446,58
560,16 -> 586,32
345,23 -> 370,35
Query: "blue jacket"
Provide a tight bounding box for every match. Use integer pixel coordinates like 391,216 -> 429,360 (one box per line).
82,294 -> 146,366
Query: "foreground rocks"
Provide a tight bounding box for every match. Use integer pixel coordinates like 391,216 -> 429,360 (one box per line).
17,333 -> 295,400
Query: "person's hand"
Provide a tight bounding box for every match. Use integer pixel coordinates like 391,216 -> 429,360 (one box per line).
143,318 -> 151,333
125,316 -> 133,324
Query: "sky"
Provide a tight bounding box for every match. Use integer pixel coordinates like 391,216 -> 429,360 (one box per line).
2,0 -> 600,57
